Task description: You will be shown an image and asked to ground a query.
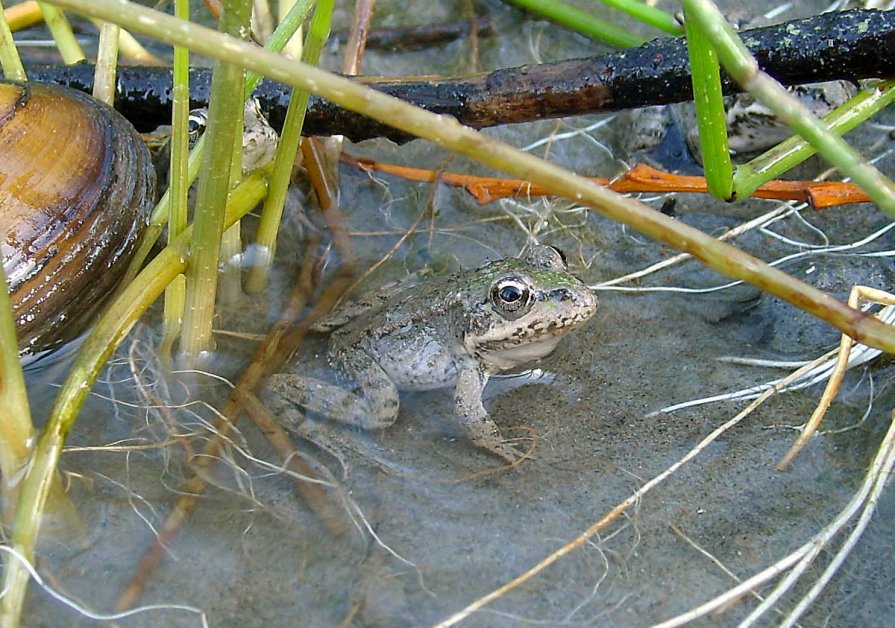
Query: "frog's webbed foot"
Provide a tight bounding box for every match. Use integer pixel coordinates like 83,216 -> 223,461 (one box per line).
465,418 -> 530,463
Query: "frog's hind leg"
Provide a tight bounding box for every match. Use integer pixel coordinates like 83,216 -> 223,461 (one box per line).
265,354 -> 400,431
337,350 -> 401,429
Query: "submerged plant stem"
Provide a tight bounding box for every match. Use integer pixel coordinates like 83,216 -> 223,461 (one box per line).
179,0 -> 251,361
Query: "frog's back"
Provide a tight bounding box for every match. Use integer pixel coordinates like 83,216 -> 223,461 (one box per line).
312,270 -> 437,332
329,273 -> 471,390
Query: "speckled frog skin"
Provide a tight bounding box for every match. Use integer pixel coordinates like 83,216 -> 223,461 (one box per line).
264,245 -> 598,462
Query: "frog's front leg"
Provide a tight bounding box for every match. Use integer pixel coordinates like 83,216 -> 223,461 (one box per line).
264,350 -> 400,430
454,364 -> 526,463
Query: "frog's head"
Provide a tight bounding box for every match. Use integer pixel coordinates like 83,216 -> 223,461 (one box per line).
465,245 -> 597,371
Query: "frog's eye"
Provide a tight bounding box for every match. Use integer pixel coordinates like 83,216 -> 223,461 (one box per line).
187,109 -> 208,141
490,277 -> 532,317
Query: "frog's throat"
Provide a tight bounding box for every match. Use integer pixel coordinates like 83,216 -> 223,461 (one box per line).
475,335 -> 564,371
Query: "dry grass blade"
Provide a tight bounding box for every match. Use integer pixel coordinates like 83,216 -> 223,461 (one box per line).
658,408 -> 895,627
778,286 -> 895,469
779,413 -> 895,626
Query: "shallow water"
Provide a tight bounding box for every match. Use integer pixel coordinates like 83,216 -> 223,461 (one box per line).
20,1 -> 895,626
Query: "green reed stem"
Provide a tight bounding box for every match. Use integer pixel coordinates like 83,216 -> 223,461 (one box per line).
599,0 -> 683,35
160,0 -> 192,362
92,21 -> 119,104
683,0 -> 895,216
179,0 -> 252,361
683,3 -> 732,200
245,0 -> 333,293
35,2 -> 83,63
734,80 -> 895,200
503,0 -> 646,48
218,114 -> 246,305
0,1 -> 26,80
0,263 -> 34,523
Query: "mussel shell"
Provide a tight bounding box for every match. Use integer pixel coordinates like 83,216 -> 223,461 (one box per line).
0,82 -> 156,357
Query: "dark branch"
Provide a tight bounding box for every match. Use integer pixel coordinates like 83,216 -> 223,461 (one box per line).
23,9 -> 895,142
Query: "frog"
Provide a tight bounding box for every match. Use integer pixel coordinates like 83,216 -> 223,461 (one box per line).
262,245 -> 598,463
145,98 -> 279,184
186,98 -> 279,172
622,80 -> 857,166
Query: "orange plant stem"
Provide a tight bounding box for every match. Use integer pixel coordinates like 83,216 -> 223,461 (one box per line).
344,155 -> 871,209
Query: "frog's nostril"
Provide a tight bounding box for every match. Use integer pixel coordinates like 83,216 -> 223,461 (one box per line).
549,288 -> 572,301
550,288 -> 594,306
584,290 -> 597,309
556,288 -> 597,313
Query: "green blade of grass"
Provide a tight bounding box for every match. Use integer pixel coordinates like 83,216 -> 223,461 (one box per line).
0,0 -> 26,80
734,80 -> 895,200
504,0 -> 646,48
160,0 -> 192,362
683,3 -> 733,200
0,262 -> 34,520
35,2 -> 84,63
245,0 -> 334,292
599,0 -> 683,35
179,0 -> 252,361
92,21 -> 119,104
684,0 -> 895,215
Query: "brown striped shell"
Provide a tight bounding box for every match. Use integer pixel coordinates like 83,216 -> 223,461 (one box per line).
0,82 -> 156,358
